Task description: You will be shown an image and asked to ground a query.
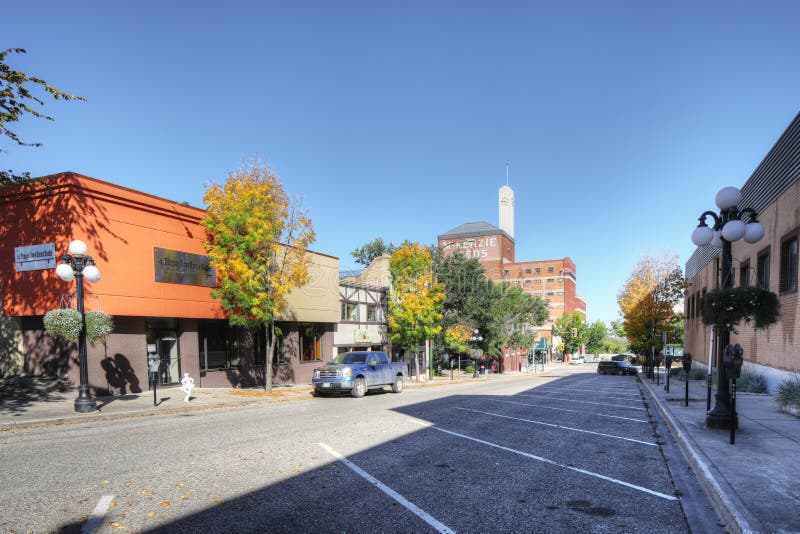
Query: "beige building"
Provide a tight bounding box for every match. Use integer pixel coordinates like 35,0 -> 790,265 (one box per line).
685,113 -> 800,391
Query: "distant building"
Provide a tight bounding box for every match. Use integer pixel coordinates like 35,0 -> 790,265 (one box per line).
684,112 -> 800,392
438,181 -> 586,368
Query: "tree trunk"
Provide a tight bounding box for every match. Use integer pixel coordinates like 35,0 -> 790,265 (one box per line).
266,321 -> 276,393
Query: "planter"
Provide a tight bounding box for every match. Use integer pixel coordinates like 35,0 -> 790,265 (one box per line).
44,309 -> 83,341
702,286 -> 779,332
85,311 -> 114,344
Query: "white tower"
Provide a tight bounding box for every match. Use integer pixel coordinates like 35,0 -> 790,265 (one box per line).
499,164 -> 514,238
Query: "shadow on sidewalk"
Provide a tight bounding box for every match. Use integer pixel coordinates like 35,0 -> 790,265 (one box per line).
0,376 -> 72,414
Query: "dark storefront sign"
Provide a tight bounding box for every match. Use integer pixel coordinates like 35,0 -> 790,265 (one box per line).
153,247 -> 216,287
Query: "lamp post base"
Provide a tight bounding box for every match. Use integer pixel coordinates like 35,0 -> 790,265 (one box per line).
74,386 -> 98,413
706,407 -> 738,430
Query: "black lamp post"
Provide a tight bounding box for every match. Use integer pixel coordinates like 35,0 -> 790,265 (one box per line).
56,239 -> 102,413
470,329 -> 483,379
691,186 -> 764,429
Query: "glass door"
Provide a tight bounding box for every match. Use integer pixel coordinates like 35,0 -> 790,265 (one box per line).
157,330 -> 180,385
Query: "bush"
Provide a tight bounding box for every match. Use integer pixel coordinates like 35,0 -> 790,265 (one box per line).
688,367 -> 708,381
464,365 -> 475,375
776,375 -> 800,410
43,309 -> 82,341
736,371 -> 767,393
85,311 -> 114,344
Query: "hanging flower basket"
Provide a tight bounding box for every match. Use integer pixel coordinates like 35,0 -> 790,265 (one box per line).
702,286 -> 780,332
43,309 -> 83,341
86,311 -> 114,344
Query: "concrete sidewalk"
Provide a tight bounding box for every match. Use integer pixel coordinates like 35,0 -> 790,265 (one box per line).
0,367 -> 563,430
640,372 -> 800,534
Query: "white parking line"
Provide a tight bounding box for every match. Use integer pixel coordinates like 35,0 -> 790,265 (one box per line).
517,393 -> 646,411
319,443 -> 455,534
533,386 -> 642,397
457,408 -> 656,446
488,399 -> 650,423
81,495 -> 114,534
407,420 -> 677,502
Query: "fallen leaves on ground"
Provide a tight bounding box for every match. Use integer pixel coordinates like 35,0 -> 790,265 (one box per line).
228,389 -> 307,398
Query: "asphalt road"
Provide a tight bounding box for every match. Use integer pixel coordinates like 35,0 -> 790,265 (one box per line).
1,366 -> 723,533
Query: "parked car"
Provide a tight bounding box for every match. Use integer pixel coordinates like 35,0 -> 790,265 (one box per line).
569,354 -> 586,365
597,360 -> 638,376
449,358 -> 476,369
611,353 -> 637,364
312,351 -> 406,398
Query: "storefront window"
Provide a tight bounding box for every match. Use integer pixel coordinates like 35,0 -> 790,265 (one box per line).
300,323 -> 322,362
198,320 -> 244,370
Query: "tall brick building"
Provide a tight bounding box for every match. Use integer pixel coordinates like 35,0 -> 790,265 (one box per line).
438,182 -> 586,362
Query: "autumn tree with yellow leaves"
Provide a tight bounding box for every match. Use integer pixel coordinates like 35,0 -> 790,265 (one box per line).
388,243 -> 445,378
202,161 -> 315,392
617,253 -> 685,356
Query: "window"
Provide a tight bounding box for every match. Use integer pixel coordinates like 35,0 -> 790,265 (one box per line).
546,278 -> 554,283
739,260 -> 750,288
199,321 -> 229,370
713,258 -> 720,288
547,266 -> 554,273
534,268 -> 541,274
525,268 -> 531,274
779,232 -> 798,293
300,324 -> 322,362
503,269 -> 509,276
757,248 -> 770,290
366,304 -> 378,322
524,279 -> 531,285
341,301 -> 358,321
700,289 -> 706,319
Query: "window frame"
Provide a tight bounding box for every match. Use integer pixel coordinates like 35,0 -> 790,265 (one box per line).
779,229 -> 799,294
300,323 -> 323,362
757,246 -> 771,290
739,260 -> 750,288
340,301 -> 359,322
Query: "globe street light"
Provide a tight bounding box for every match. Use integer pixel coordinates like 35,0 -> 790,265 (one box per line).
470,329 -> 483,378
56,240 -> 102,413
691,186 -> 763,429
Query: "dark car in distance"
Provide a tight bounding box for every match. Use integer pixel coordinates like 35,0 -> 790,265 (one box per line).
598,360 -> 638,376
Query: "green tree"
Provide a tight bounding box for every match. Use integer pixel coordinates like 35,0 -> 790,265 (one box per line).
202,160 -> 315,392
388,243 -> 445,377
585,321 -> 607,355
552,311 -> 587,356
351,237 -> 397,266
1,48 -> 86,186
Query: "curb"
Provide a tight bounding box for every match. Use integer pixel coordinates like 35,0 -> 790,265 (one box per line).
639,377 -> 764,534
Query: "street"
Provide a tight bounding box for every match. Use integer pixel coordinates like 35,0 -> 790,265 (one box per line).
1,367 -> 722,533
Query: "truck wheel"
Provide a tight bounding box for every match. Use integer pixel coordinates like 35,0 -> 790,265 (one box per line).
391,375 -> 404,393
351,378 -> 366,398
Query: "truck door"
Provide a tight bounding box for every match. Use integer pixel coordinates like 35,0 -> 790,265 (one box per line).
377,352 -> 391,384
366,353 -> 380,386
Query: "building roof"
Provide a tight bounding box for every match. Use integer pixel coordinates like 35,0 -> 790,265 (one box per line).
438,221 -> 514,242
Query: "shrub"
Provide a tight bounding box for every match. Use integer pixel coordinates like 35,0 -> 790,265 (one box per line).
86,311 -> 114,344
776,375 -> 800,410
736,371 -> 767,393
43,309 -> 82,341
464,365 -> 475,374
688,367 -> 708,381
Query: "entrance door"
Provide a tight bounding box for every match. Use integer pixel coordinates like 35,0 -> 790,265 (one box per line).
157,330 -> 180,385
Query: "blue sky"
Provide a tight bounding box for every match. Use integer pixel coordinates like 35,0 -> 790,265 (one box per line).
4,1 -> 799,325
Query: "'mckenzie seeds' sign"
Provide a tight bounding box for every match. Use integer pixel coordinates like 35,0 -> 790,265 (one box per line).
153,247 -> 216,287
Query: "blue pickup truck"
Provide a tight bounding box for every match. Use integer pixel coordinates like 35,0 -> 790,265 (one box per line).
312,351 -> 407,398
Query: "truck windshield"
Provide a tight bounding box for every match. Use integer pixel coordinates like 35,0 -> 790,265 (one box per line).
330,352 -> 368,365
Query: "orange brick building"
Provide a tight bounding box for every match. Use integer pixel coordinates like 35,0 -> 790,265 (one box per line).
438,184 -> 586,368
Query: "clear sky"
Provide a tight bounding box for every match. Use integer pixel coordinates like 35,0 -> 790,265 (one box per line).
4,1 -> 799,325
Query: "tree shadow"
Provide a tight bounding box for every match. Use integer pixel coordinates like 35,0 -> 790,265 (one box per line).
99,353 -> 142,396
0,375 -> 72,414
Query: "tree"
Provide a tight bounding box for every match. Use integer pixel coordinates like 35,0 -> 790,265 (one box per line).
552,311 -> 587,356
1,48 -> 86,186
585,321 -> 607,355
202,160 -> 315,392
351,237 -> 397,266
388,243 -> 444,378
617,252 -> 686,356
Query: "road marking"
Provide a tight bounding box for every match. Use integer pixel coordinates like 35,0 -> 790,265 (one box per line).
533,386 -> 642,397
81,495 -> 114,534
457,407 -> 656,446
407,420 -> 678,502
517,393 -> 646,411
319,443 -> 455,534
488,399 -> 650,423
